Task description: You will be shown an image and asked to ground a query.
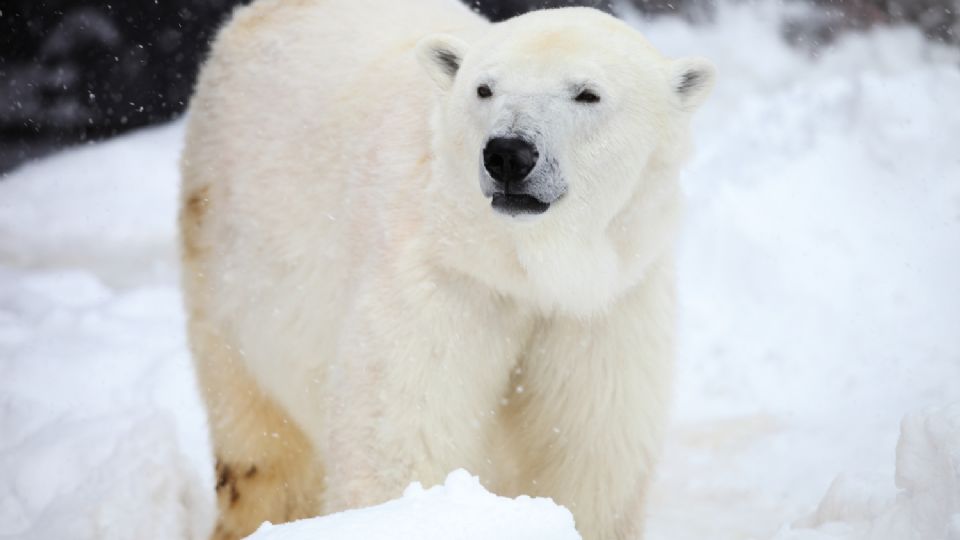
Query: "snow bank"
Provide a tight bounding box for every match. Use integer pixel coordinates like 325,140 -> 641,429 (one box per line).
245,470 -> 581,540
0,124 -> 215,540
0,122 -> 183,287
775,404 -> 960,540
628,4 -> 960,539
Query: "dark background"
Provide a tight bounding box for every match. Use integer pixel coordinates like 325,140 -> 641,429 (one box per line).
1,0 -> 955,174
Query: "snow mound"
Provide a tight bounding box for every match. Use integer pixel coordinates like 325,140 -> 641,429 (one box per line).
0,265 -> 214,540
0,413 -> 210,540
244,470 -> 581,540
0,122 -> 215,540
0,122 -> 183,288
776,404 -> 960,540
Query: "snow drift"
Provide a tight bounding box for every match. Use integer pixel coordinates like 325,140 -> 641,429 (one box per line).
775,404 -> 960,540
245,470 -> 581,540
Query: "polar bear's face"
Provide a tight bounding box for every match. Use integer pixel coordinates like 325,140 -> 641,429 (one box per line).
417,8 -> 714,225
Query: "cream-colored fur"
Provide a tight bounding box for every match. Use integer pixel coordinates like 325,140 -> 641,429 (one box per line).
180,1 -> 713,538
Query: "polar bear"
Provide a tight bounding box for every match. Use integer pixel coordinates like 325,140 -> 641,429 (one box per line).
180,0 -> 714,539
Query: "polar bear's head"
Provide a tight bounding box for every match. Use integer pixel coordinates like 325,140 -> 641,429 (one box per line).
416,8 -> 714,225
416,8 -> 714,313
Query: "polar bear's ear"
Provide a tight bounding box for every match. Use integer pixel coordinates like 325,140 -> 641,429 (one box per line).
670,57 -> 716,112
416,34 -> 469,91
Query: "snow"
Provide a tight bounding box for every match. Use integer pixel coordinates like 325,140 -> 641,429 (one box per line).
621,4 -> 960,539
1,3 -> 959,540
773,404 -> 960,540
0,124 -> 213,539
245,470 -> 580,540
0,123 -> 181,287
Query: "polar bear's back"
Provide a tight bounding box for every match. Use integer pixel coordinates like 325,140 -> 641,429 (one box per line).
181,0 -> 486,267
180,0 -> 487,434
184,0 -> 485,196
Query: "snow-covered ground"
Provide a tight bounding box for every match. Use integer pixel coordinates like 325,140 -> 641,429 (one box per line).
1,3 -> 959,539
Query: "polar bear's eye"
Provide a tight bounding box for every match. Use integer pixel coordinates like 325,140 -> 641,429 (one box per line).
575,90 -> 601,104
477,84 -> 493,99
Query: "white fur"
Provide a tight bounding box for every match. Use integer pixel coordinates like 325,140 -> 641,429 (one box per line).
181,1 -> 713,538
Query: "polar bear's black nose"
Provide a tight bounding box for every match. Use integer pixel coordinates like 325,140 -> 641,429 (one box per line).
483,137 -> 539,187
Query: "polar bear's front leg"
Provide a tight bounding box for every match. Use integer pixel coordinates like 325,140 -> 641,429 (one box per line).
505,258 -> 677,540
320,268 -> 530,512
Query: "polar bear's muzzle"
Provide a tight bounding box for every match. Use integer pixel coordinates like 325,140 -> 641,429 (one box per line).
480,136 -> 566,218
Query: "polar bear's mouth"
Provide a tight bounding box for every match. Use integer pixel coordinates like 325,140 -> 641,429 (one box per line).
490,193 -> 550,216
